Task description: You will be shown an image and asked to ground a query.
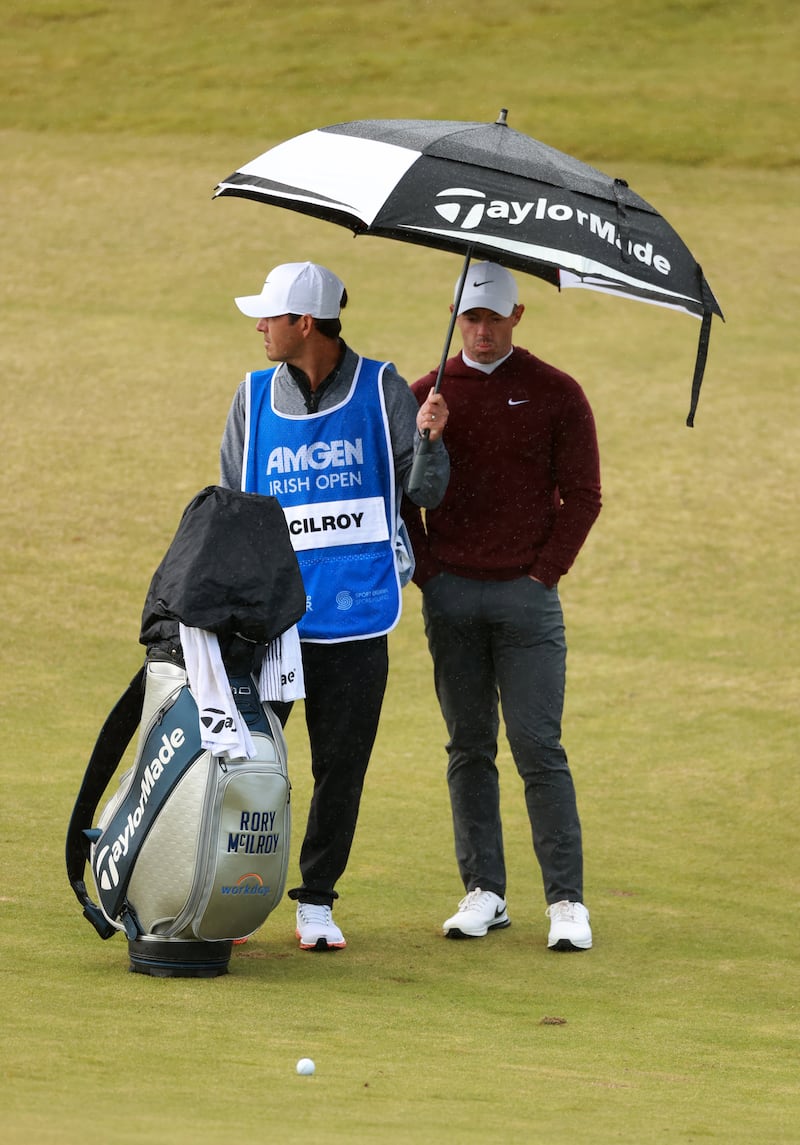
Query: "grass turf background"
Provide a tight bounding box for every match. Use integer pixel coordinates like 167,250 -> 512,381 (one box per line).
1,2 -> 798,1141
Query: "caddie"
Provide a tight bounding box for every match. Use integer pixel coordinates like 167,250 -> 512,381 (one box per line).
220,261 -> 449,951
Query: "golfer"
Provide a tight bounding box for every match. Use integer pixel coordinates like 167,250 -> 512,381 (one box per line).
220,261 -> 449,951
404,261 -> 601,950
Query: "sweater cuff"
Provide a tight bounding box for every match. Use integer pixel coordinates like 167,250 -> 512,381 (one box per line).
529,561 -> 561,589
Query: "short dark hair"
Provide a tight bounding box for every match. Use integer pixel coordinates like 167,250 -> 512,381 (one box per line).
288,288 -> 347,341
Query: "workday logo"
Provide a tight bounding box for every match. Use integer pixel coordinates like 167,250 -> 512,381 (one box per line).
435,187 -> 487,230
221,872 -> 272,897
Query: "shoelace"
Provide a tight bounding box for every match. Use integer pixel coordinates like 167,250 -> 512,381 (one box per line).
546,900 -> 581,922
298,903 -> 332,926
458,888 -> 496,913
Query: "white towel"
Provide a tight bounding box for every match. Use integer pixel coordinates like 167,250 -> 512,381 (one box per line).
259,624 -> 306,703
179,624 -> 256,761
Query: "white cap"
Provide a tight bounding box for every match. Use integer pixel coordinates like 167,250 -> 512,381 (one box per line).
235,261 -> 345,319
455,261 -> 518,317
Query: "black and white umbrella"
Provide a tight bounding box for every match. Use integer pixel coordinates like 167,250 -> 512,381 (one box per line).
214,112 -> 722,427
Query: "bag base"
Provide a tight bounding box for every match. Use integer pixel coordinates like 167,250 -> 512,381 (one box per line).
128,935 -> 233,978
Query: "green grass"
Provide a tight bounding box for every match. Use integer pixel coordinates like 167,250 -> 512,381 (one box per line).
1,1 -> 799,1141
3,0 -> 799,166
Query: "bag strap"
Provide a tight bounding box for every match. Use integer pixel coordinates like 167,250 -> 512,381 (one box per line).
65,666 -> 146,938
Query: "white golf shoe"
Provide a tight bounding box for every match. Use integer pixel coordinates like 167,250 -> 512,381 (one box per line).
295,903 -> 347,951
443,888 -> 510,939
546,900 -> 592,951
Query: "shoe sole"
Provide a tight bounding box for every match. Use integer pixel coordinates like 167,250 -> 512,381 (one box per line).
548,937 -> 592,951
444,917 -> 511,940
296,931 -> 347,951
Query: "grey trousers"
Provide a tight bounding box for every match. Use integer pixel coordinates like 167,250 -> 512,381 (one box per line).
422,572 -> 583,905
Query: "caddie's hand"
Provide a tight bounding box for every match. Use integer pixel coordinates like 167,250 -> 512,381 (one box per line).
417,389 -> 449,442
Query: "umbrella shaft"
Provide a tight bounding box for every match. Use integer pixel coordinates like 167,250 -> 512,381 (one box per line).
409,249 -> 473,495
431,248 -> 472,395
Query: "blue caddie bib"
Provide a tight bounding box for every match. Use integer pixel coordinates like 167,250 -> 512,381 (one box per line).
242,357 -> 402,642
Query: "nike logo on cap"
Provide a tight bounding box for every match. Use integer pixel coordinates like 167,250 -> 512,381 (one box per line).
508,398 -> 530,406
472,279 -> 494,287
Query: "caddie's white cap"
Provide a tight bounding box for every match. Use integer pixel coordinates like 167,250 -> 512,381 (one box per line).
455,261 -> 518,317
235,261 -> 345,319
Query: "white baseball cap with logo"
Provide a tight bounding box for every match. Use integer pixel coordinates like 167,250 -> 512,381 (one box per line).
455,261 -> 519,317
235,261 -> 345,319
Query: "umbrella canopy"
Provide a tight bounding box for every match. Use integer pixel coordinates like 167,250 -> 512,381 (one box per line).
214,112 -> 722,424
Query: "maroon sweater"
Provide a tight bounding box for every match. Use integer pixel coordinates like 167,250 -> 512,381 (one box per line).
406,347 -> 601,588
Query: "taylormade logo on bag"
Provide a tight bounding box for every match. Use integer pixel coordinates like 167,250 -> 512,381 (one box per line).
93,727 -> 186,890
434,187 -> 672,275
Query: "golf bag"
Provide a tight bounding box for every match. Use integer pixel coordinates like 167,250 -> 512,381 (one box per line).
66,486 -> 307,977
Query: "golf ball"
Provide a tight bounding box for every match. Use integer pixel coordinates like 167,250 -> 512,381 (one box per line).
296,1058 -> 315,1076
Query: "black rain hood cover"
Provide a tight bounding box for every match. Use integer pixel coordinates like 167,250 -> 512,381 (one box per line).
140,486 -> 306,650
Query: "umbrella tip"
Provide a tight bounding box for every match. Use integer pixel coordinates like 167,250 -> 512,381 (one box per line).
495,108 -> 508,126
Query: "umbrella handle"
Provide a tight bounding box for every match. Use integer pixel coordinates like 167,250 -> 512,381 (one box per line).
406,250 -> 473,497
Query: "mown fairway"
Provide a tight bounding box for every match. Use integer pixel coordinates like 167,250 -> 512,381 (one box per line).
1,2 -> 798,1142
